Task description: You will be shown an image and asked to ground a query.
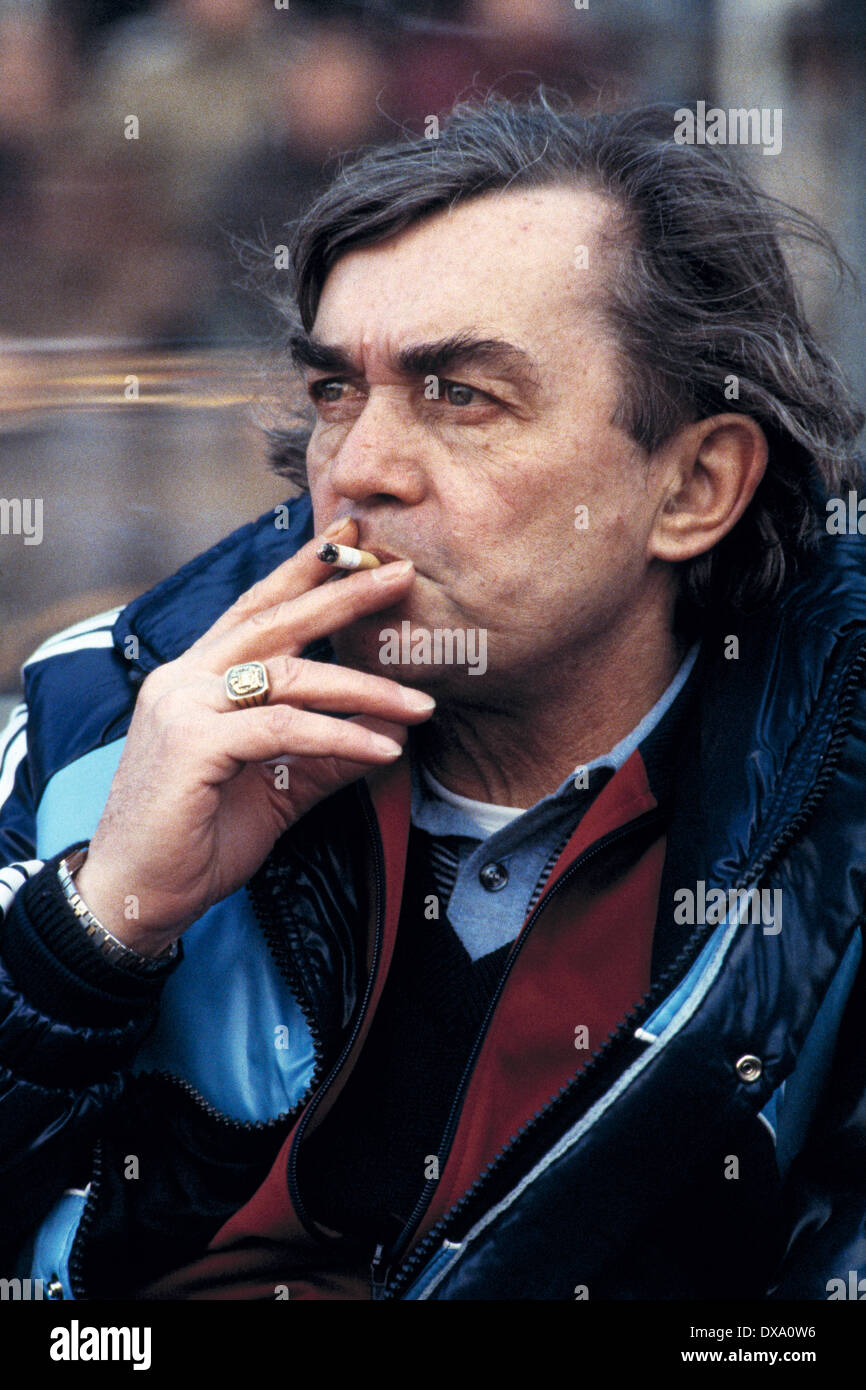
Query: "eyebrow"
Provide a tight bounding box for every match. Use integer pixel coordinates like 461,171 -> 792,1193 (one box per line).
288,329 -> 542,400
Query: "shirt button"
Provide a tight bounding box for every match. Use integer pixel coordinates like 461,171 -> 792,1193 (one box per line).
479,862 -> 509,891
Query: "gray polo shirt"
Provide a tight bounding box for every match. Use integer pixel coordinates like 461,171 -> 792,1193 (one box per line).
409,643 -> 700,960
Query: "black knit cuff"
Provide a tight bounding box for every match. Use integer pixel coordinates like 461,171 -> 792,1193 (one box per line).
0,846 -> 182,1028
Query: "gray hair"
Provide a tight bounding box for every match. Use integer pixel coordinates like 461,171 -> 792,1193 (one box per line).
268,90 -> 864,619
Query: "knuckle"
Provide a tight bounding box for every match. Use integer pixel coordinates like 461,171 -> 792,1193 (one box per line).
230,582 -> 266,621
262,703 -> 297,738
271,654 -> 304,695
154,686 -> 192,723
143,687 -> 209,750
318,754 -> 343,784
138,664 -> 173,704
249,601 -> 284,631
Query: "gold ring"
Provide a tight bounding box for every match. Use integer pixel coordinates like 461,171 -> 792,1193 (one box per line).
224,661 -> 270,709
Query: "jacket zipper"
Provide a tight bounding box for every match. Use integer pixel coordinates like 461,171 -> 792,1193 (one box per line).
368,806 -> 663,1296
285,784 -> 387,1237
377,881 -> 718,1300
247,866 -> 329,1097
68,1141 -> 103,1299
379,639 -> 866,1299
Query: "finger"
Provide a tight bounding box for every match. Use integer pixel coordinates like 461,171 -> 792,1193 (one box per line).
212,703 -> 407,770
258,716 -> 410,769
347,714 -> 409,739
191,516 -> 360,648
213,656 -> 435,721
196,559 -> 416,671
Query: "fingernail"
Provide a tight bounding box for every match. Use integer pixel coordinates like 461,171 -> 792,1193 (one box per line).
371,734 -> 404,757
322,516 -> 353,539
404,690 -> 436,712
371,559 -> 414,582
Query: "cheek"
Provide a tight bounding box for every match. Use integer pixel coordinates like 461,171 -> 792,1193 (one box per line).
605,509 -> 636,549
571,510 -> 645,583
606,503 -> 653,569
306,459 -> 339,519
305,424 -> 349,482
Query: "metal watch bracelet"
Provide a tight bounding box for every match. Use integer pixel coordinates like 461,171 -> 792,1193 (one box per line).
57,848 -> 178,976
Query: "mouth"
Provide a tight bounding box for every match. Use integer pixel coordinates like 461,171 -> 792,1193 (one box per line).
323,540 -> 423,583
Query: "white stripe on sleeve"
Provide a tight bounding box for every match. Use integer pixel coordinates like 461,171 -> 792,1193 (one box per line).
23,630 -> 116,668
0,860 -> 44,916
25,608 -> 122,660
0,724 -> 27,815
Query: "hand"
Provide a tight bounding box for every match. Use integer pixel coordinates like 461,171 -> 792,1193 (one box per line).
74,518 -> 433,955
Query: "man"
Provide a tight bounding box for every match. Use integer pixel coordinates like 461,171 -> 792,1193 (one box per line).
1,94 -> 864,1301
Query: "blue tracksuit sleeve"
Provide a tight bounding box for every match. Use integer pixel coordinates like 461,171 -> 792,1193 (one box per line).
0,701 -> 44,912
0,699 -> 176,1260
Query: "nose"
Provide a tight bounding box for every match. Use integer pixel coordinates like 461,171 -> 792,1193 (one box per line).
326,389 -> 427,505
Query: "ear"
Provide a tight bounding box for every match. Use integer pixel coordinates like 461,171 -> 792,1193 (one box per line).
647,414 -> 769,565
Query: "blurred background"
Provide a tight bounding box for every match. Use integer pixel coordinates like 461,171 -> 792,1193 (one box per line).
1,0 -> 865,719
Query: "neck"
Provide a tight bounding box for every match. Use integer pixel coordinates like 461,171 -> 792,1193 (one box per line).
415,619 -> 684,808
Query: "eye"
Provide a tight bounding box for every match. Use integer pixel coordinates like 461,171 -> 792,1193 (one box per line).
442,381 -> 484,406
308,379 -> 350,404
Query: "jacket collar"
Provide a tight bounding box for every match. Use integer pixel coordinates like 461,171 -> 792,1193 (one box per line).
670,529 -> 866,882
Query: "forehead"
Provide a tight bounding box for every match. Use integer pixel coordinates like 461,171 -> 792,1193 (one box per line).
312,185 -> 616,354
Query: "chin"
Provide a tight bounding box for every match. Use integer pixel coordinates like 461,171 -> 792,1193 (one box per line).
335,637 -> 489,703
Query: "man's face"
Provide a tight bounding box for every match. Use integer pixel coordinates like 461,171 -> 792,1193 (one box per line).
300,185 -> 671,699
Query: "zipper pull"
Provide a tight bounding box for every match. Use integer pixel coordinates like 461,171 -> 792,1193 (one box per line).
370,1243 -> 391,1300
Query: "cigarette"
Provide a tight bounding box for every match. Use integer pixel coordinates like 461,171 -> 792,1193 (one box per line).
316,541 -> 381,571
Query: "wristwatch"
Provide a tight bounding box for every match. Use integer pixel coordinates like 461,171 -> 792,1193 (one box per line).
57,848 -> 178,976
